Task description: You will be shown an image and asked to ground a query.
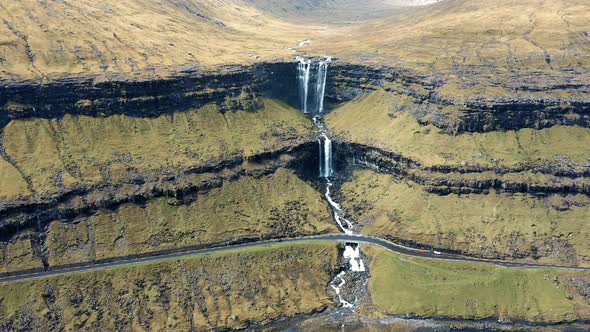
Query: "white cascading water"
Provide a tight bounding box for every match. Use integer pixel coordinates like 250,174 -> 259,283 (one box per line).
297,57 -> 311,113
317,137 -> 323,176
299,57 -> 365,310
330,271 -> 354,308
316,60 -> 329,113
319,134 -> 332,178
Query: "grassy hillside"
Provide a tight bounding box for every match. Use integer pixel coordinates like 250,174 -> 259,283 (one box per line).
1,0 -> 588,94
45,169 -> 337,267
0,158 -> 30,200
340,169 -> 590,265
0,98 -> 315,199
0,231 -> 44,274
241,0 -> 407,23
0,242 -> 339,331
311,0 -> 590,70
366,245 -> 590,322
0,0 -> 311,80
326,89 -> 590,168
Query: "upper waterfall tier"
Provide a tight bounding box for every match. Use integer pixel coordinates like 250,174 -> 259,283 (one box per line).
297,57 -> 332,114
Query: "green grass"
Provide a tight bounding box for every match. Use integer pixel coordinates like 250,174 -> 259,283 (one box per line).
326,89 -> 590,168
45,168 -> 337,266
0,242 -> 339,331
0,159 -> 30,200
341,169 -> 590,265
366,245 -> 590,322
1,98 -> 315,198
0,233 -> 43,274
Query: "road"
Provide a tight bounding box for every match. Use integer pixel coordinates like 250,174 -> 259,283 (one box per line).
1,233 -> 589,284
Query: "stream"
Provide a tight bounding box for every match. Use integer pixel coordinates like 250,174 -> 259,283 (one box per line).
297,56 -> 366,309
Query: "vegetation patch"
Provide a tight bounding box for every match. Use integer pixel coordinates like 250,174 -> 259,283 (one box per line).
366,245 -> 590,323
0,158 -> 31,200
1,98 -> 315,199
0,231 -> 44,274
326,89 -> 590,169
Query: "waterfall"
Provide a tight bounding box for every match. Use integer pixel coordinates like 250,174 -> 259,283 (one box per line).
318,134 -> 331,178
314,115 -> 332,179
316,60 -> 328,113
297,57 -> 311,113
297,56 -> 365,310
317,137 -> 323,176
320,134 -> 332,178
298,56 -> 330,114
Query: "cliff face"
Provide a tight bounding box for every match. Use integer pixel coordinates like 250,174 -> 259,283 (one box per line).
0,62 -> 300,209
1,59 -> 590,272
0,62 -> 301,124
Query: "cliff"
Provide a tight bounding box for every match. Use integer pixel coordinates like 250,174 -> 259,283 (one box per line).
0,0 -> 589,328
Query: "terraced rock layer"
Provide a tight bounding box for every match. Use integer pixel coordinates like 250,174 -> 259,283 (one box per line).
2,58 -> 590,271
0,90 -> 340,274
326,88 -> 590,266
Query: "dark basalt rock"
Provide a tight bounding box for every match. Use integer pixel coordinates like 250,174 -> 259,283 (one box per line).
0,58 -> 589,276
0,141 -> 323,276
0,62 -> 301,125
3,60 -> 589,133
0,142 -> 319,236
327,62 -> 590,133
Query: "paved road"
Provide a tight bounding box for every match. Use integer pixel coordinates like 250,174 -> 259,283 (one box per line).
1,233 -> 589,284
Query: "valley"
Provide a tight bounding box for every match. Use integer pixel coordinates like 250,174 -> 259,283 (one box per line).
0,0 -> 589,331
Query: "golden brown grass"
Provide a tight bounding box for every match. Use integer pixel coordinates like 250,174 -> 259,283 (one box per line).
326,89 -> 590,168
0,159 -> 30,200
0,232 -> 43,274
310,0 -> 590,66
1,0 -> 588,92
0,0 -> 315,80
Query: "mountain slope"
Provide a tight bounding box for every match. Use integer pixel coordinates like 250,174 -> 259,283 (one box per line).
0,0 -> 308,80
2,0 -> 588,93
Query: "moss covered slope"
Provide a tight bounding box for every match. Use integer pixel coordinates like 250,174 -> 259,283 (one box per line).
366,245 -> 590,323
44,169 -> 337,267
326,89 -> 590,169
